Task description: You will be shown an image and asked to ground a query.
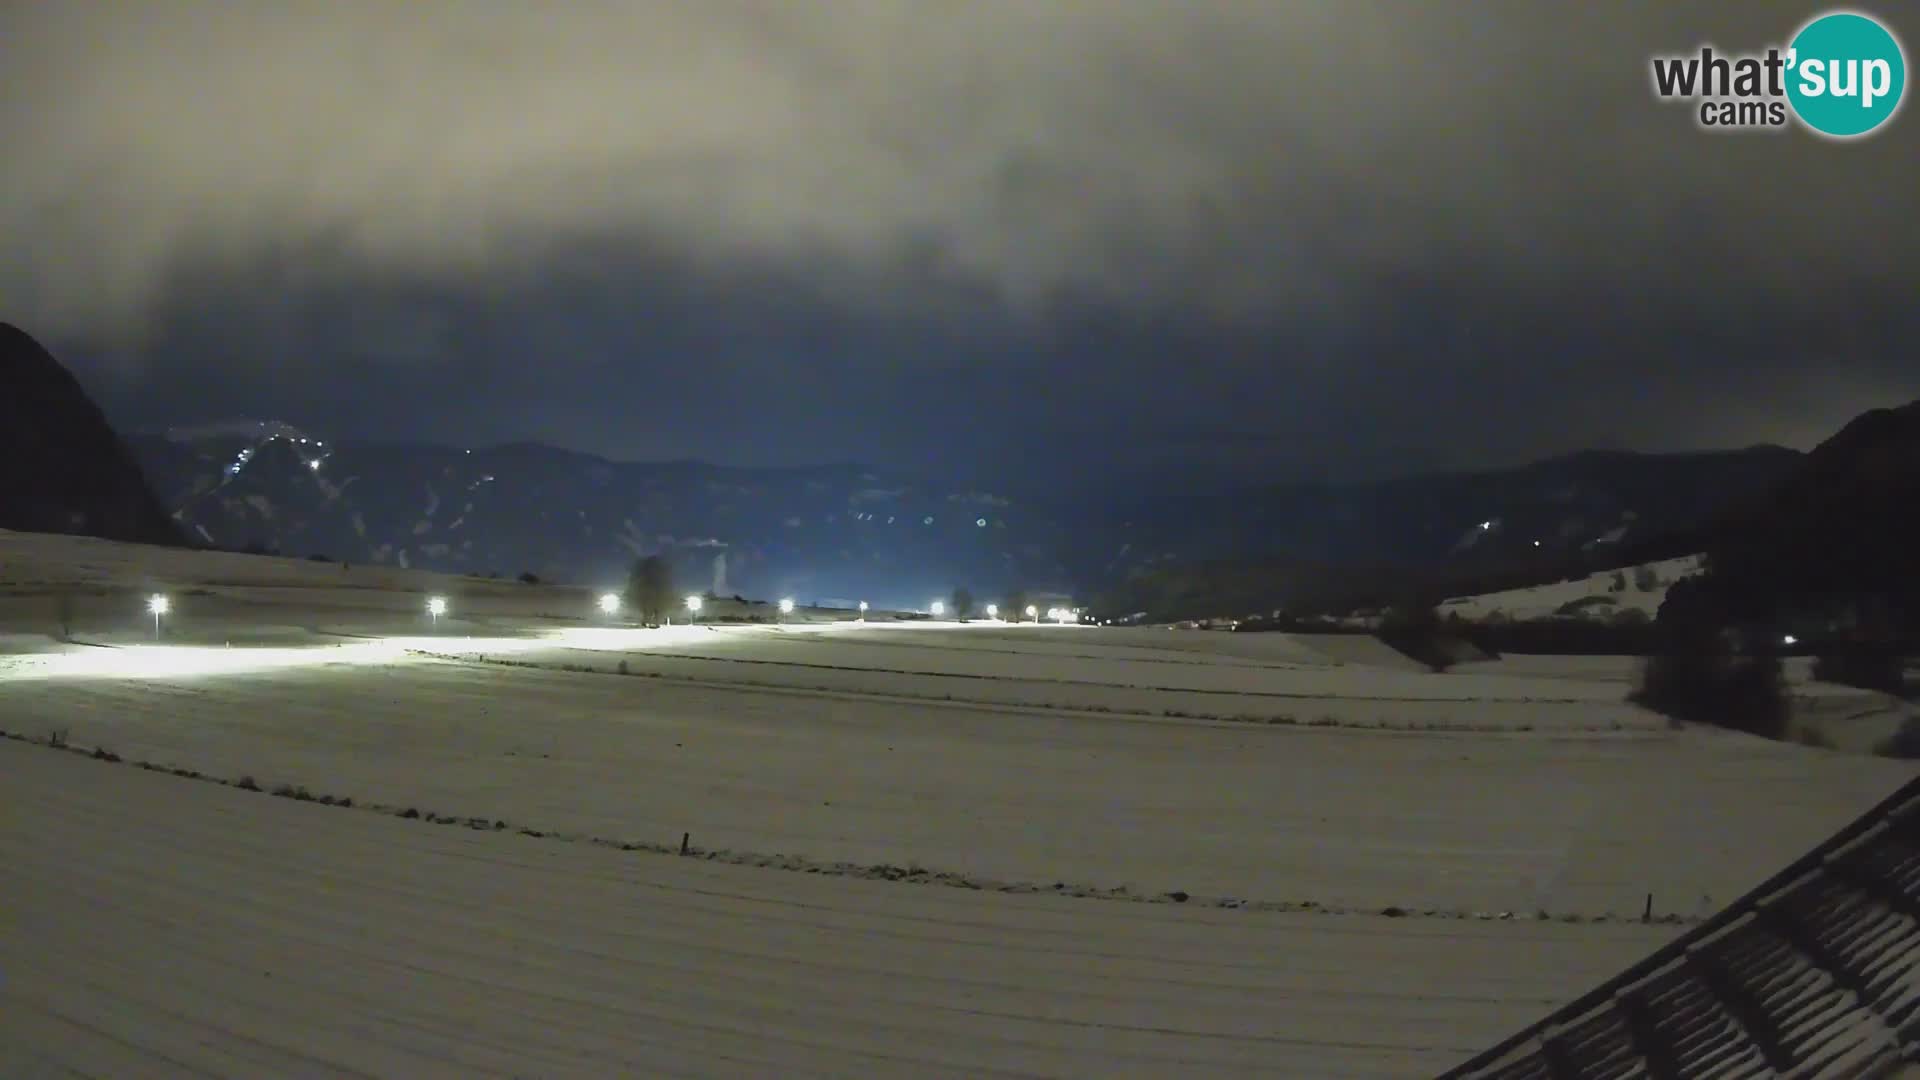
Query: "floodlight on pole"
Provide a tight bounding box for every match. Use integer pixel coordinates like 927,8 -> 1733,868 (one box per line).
427,595 -> 447,628
779,597 -> 795,615
1025,605 -> 1038,620
930,600 -> 945,617
598,593 -> 621,615
148,594 -> 170,638
985,604 -> 998,619
858,600 -> 868,621
686,595 -> 703,623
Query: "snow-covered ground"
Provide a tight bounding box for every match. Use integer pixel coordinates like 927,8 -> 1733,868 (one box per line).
2,529 -> 1914,1076
0,739 -> 1678,1077
1438,555 -> 1704,622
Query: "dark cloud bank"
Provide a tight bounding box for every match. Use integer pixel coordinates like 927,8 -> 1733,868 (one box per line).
3,1 -> 1914,491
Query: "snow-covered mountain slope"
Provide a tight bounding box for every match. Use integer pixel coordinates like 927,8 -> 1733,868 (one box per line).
132,423 -> 1802,621
128,431 -> 1069,607
1439,555 -> 1705,622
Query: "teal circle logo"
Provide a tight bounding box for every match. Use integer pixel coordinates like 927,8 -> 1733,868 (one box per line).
1786,11 -> 1907,138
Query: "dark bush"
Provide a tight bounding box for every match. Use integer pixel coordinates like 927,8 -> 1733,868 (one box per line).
1377,605 -> 1454,672
1793,725 -> 1837,749
517,571 -> 540,585
1633,647 -> 1788,739
308,553 -> 334,563
1631,574 -> 1789,738
1876,717 -> 1920,759
1554,596 -> 1619,617
1813,644 -> 1907,694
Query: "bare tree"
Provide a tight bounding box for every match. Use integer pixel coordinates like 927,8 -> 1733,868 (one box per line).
1002,588 -> 1029,622
626,556 -> 674,625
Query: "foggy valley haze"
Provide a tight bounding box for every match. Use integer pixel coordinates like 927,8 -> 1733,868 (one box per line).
3,1 -> 1916,494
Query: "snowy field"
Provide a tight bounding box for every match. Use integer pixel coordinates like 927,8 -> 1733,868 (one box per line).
3,529 -> 1915,1076
1,740 -> 1677,1078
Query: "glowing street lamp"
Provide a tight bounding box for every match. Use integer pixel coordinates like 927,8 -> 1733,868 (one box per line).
779,597 -> 795,616
426,595 -> 447,629
985,604 -> 998,619
147,594 -> 170,638
930,600 -> 945,617
686,595 -> 703,624
858,600 -> 869,621
1024,605 -> 1038,621
598,593 -> 621,616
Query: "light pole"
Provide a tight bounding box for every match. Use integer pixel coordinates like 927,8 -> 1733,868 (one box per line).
930,600 -> 945,618
985,604 -> 998,620
858,601 -> 868,622
148,594 -> 170,639
427,595 -> 447,630
779,597 -> 795,622
1024,605 -> 1038,623
686,595 -> 703,625
598,593 -> 621,617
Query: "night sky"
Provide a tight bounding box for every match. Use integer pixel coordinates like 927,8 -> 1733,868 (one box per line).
3,2 -> 1914,495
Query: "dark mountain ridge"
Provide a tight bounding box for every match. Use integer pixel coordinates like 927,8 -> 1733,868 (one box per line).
0,323 -> 183,547
127,427 -> 1073,607
1697,399 -> 1920,631
0,313 -> 1849,616
125,414 -> 1805,616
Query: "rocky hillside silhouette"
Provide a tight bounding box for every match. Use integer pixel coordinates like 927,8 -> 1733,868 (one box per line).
0,323 -> 184,546
1703,399 -> 1920,630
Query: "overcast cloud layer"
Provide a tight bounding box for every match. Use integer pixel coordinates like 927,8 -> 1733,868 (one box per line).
2,1 -> 1915,488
